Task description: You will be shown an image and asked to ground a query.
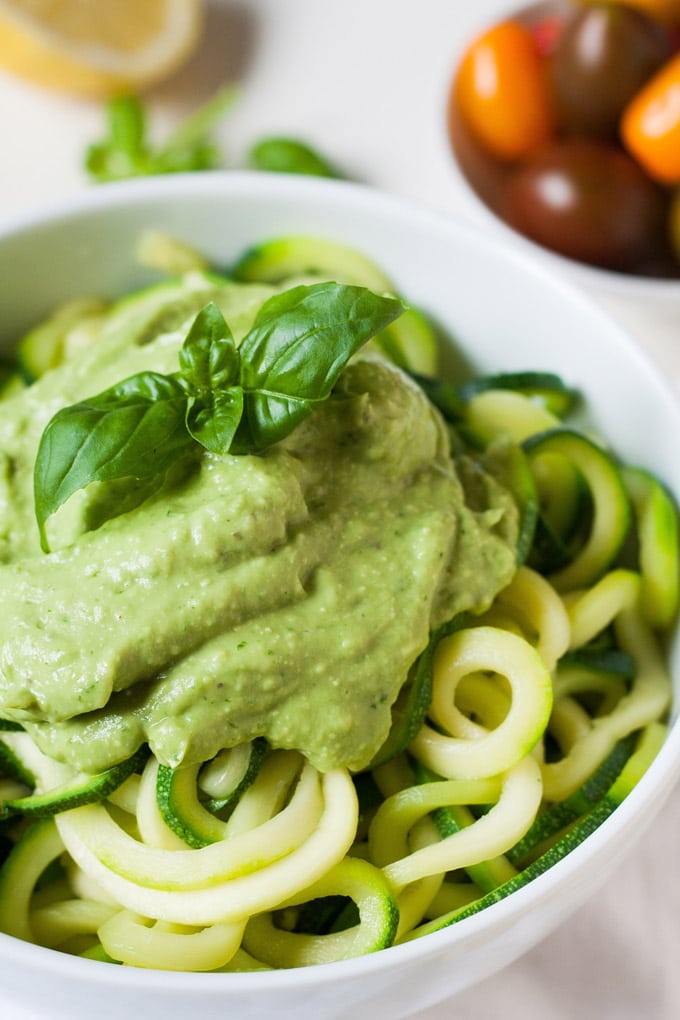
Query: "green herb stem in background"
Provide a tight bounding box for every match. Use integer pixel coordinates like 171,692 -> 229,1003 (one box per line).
248,136 -> 342,178
85,87 -> 238,183
34,282 -> 404,551
85,91 -> 343,183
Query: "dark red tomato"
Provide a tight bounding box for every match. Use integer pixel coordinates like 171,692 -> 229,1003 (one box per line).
503,138 -> 668,269
549,3 -> 674,137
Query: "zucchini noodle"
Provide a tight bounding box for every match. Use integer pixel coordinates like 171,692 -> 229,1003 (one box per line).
32,899 -> 118,949
136,758 -> 190,850
369,776 -> 503,869
541,602 -> 672,801
553,665 -> 628,717
0,819 -> 64,941
549,696 -> 593,750
565,569 -> 641,649
0,237 -> 676,973
98,912 -> 246,971
380,756 -> 543,890
393,858 -> 446,937
55,766 -> 357,926
241,857 -> 399,967
478,564 -> 571,671
409,627 -> 553,779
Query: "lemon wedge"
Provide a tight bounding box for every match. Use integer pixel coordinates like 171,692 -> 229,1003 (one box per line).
0,0 -> 203,96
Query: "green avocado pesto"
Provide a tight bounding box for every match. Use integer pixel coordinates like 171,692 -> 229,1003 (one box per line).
0,273 -> 519,774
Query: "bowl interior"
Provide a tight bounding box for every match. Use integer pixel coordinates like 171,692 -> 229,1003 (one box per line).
444,0 -> 680,303
0,172 -> 679,1020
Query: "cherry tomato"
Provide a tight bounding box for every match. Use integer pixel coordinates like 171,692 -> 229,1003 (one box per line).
549,4 -> 673,137
668,188 -> 680,261
531,15 -> 566,56
503,138 -> 668,269
578,0 -> 680,24
621,51 -> 680,183
453,19 -> 556,161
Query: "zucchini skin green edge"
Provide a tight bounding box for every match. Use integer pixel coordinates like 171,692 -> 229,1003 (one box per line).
0,747 -> 149,820
421,798 -> 616,936
451,798 -> 616,924
415,723 -> 665,936
155,738 -> 268,849
505,735 -> 636,867
369,613 -> 469,769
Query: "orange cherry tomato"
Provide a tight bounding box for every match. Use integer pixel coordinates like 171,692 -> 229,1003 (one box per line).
621,51 -> 680,183
453,20 -> 556,162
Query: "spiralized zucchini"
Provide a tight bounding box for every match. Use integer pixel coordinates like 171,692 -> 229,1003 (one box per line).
0,237 -> 676,973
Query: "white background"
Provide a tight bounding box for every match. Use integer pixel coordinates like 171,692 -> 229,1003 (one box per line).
0,1 -> 679,1017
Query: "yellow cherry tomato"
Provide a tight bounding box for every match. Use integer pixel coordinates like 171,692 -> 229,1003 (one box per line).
453,19 -> 556,162
621,51 -> 680,184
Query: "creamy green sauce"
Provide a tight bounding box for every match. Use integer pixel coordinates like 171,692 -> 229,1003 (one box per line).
0,273 -> 518,773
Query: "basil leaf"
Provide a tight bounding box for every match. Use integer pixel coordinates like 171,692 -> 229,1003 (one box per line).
248,137 -> 341,178
236,282 -> 404,450
34,372 -> 191,551
33,283 -> 406,548
179,302 -> 240,392
186,387 -> 244,454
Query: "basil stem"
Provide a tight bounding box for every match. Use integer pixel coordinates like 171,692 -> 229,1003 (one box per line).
85,88 -> 236,183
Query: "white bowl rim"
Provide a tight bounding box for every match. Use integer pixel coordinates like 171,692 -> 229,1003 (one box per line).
0,170 -> 679,995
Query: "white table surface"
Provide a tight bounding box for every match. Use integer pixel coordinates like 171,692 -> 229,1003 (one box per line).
1,1 -> 679,1017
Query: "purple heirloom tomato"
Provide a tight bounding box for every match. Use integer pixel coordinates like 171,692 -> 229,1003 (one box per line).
549,2 -> 674,137
503,138 -> 668,269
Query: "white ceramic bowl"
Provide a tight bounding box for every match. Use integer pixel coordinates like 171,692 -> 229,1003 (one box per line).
444,0 -> 680,305
0,172 -> 679,1020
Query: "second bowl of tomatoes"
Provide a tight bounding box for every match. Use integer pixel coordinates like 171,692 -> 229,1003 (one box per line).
448,0 -> 680,286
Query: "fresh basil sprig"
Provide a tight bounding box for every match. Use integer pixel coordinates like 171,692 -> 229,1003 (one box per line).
85,87 -> 237,183
34,281 -> 404,551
